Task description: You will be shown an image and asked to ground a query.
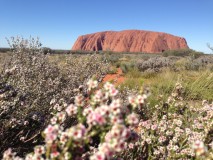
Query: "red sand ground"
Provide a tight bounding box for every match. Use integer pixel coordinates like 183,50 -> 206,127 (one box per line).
102,68 -> 125,86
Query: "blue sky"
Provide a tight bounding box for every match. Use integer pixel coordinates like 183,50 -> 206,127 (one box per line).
0,0 -> 213,53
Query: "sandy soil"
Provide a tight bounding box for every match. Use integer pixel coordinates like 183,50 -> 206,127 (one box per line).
102,68 -> 125,85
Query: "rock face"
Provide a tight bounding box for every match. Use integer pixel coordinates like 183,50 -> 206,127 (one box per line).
72,30 -> 189,53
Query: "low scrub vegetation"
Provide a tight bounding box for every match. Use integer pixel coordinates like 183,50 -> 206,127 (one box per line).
2,80 -> 213,160
0,37 -> 109,157
0,38 -> 212,159
162,49 -> 204,57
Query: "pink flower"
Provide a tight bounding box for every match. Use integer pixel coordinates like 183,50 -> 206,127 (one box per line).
43,125 -> 59,143
56,112 -> 66,123
151,124 -> 158,130
110,124 -> 130,140
92,90 -> 103,103
34,145 -> 45,156
128,96 -> 137,108
50,151 -> 60,158
87,79 -> 98,91
173,145 -> 179,152
185,128 -> 191,135
110,114 -> 124,124
53,103 -> 60,111
3,148 -> 14,159
146,138 -> 152,144
109,87 -> 118,97
128,143 -> 134,149
93,112 -> 106,125
192,140 -> 207,156
159,136 -> 166,143
104,82 -> 118,97
114,141 -> 126,152
87,109 -> 107,126
75,94 -> 84,107
121,127 -> 131,139
99,143 -> 114,158
154,150 -> 160,155
140,120 -> 151,129
50,117 -> 57,124
99,105 -> 110,116
90,152 -> 106,160
127,113 -> 139,126
66,104 -> 78,116
83,106 -> 93,116
25,154 -> 34,160
137,95 -> 144,104
59,132 -> 69,145
109,99 -> 121,115
68,124 -> 86,141
174,119 -> 182,127
104,82 -> 113,91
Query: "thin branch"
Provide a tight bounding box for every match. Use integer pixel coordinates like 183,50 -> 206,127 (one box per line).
207,43 -> 213,51
23,132 -> 40,143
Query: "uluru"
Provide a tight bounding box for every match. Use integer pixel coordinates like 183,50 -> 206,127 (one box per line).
72,30 -> 189,53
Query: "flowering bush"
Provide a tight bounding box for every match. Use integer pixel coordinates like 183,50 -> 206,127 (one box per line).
136,56 -> 178,72
0,37 -> 109,157
3,80 -> 213,160
119,83 -> 213,159
3,79 -> 148,159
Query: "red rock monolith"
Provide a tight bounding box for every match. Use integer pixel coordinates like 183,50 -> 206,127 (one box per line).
72,30 -> 189,53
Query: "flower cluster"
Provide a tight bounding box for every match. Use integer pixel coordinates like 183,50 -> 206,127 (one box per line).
0,37 -> 110,156
123,83 -> 213,159
2,81 -> 213,160
3,80 -> 147,159
91,124 -> 130,160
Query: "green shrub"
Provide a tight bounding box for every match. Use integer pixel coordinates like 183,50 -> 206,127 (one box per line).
183,71 -> 213,100
119,78 -> 144,91
163,49 -> 204,57
120,62 -> 136,74
142,70 -> 213,102
126,68 -> 142,78
107,66 -> 117,74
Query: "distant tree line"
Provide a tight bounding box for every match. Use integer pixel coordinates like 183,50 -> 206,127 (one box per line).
42,47 -> 71,54
0,48 -> 11,53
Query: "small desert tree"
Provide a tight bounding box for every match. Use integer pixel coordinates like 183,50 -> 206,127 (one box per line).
207,43 -> 213,52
